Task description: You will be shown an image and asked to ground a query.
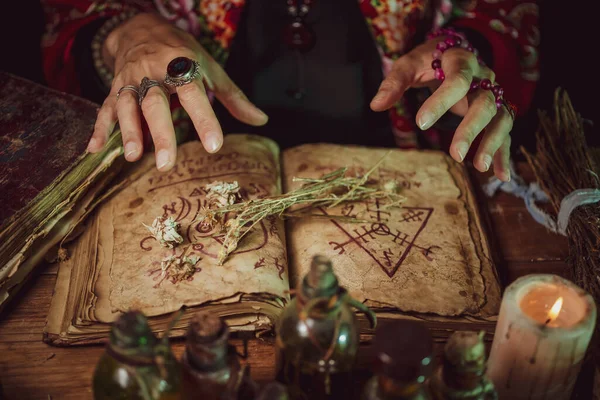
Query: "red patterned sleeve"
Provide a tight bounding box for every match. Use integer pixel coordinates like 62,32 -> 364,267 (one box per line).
449,1 -> 540,115
41,0 -> 152,95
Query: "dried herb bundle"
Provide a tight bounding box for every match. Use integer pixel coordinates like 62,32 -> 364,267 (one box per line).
198,154 -> 405,265
521,89 -> 600,306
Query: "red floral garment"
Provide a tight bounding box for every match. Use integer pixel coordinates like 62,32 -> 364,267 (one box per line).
41,0 -> 539,149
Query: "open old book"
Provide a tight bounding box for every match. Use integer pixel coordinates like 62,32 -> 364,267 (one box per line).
45,134 -> 501,346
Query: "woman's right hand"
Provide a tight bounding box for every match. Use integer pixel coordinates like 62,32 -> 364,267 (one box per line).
87,13 -> 268,171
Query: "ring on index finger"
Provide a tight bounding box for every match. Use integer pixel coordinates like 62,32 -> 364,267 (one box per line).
164,57 -> 203,87
138,77 -> 170,106
116,85 -> 139,101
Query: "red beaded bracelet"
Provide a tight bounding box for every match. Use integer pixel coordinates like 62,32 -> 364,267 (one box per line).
427,27 -> 510,112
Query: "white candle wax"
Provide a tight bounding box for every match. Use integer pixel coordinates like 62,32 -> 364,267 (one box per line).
487,274 -> 596,400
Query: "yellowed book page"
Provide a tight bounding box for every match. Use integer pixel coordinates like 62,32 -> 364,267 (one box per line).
283,144 -> 500,318
107,135 -> 289,316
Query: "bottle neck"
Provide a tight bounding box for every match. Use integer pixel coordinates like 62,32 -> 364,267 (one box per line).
185,334 -> 230,372
442,361 -> 485,391
106,343 -> 156,367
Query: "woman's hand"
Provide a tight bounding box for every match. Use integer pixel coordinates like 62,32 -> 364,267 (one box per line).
88,13 -> 268,171
370,37 -> 513,182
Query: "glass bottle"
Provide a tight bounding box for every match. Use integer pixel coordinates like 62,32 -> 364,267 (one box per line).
429,331 -> 497,400
92,311 -> 181,400
256,382 -> 290,400
180,310 -> 257,400
275,255 -> 376,400
362,320 -> 434,400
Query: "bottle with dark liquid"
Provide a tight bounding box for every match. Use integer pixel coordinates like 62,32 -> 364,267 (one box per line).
362,320 -> 434,400
92,311 -> 181,400
180,310 -> 257,400
429,331 -> 497,400
275,255 -> 376,400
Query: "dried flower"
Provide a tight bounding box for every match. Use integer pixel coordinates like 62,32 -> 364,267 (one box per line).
383,180 -> 400,194
144,216 -> 184,248
205,181 -> 241,208
158,252 -> 201,284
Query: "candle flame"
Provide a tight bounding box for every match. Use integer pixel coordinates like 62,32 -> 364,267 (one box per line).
547,297 -> 563,324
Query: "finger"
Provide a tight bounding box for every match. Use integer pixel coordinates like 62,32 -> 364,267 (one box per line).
416,48 -> 478,130
205,60 -> 268,126
116,89 -> 144,161
177,79 -> 223,153
140,86 -> 177,171
370,56 -> 416,112
473,107 -> 513,172
90,92 -> 118,153
494,136 -> 512,182
449,88 -> 498,163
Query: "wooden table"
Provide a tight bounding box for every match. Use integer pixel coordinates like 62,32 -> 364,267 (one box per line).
0,163 -> 587,400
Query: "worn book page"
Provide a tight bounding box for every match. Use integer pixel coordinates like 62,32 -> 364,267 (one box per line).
103,135 -> 289,316
283,144 -> 500,318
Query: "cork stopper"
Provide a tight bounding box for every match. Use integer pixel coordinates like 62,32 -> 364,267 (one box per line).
185,311 -> 229,371
110,311 -> 157,352
444,331 -> 486,372
188,310 -> 225,343
302,255 -> 339,298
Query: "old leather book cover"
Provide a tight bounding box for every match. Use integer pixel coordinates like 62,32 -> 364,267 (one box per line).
0,71 -> 97,228
0,72 -> 123,312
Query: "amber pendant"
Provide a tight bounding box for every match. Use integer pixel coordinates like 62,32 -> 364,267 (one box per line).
283,20 -> 316,52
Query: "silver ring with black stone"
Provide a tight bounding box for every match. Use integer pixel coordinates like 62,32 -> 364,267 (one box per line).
138,77 -> 170,106
164,57 -> 203,87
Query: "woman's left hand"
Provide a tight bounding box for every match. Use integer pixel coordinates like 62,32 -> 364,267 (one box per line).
370,37 -> 513,182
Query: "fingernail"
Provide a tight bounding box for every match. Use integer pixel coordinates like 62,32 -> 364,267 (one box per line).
124,142 -> 139,161
156,149 -> 171,170
87,138 -> 98,152
506,170 -> 511,182
418,112 -> 434,130
255,107 -> 269,124
372,90 -> 387,102
482,154 -> 492,172
455,141 -> 469,162
205,132 -> 223,153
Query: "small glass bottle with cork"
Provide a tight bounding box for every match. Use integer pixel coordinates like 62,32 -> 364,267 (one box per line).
429,331 -> 497,400
92,311 -> 181,400
275,255 -> 376,400
180,310 -> 257,400
362,320 -> 434,400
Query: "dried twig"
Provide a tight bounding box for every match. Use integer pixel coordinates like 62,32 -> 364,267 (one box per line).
196,154 -> 405,265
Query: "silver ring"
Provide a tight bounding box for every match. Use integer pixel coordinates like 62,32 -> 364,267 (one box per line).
116,85 -> 139,100
138,77 -> 170,106
164,57 -> 203,87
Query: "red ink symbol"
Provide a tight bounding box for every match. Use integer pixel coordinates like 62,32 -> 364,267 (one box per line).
382,249 -> 394,267
367,199 -> 390,222
254,257 -> 266,269
399,210 -> 423,222
274,257 -> 285,280
323,206 -> 435,278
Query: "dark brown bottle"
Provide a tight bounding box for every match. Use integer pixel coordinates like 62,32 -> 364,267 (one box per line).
92,311 -> 181,400
362,320 -> 434,400
429,331 -> 497,400
180,311 -> 257,400
275,255 -> 376,400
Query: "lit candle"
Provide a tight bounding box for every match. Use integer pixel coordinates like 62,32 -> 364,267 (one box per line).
487,274 -> 596,400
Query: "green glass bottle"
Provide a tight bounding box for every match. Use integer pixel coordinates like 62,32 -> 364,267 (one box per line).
92,311 -> 181,400
275,255 -> 376,400
362,320 -> 434,400
429,331 -> 497,400
180,311 -> 257,400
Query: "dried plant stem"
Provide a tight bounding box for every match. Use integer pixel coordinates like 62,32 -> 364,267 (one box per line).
197,156 -> 405,265
521,88 -> 600,360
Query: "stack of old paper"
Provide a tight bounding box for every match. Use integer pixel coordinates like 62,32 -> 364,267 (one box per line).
45,134 -> 502,346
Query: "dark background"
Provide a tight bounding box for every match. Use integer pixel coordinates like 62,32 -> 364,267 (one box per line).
1,0 -> 597,151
